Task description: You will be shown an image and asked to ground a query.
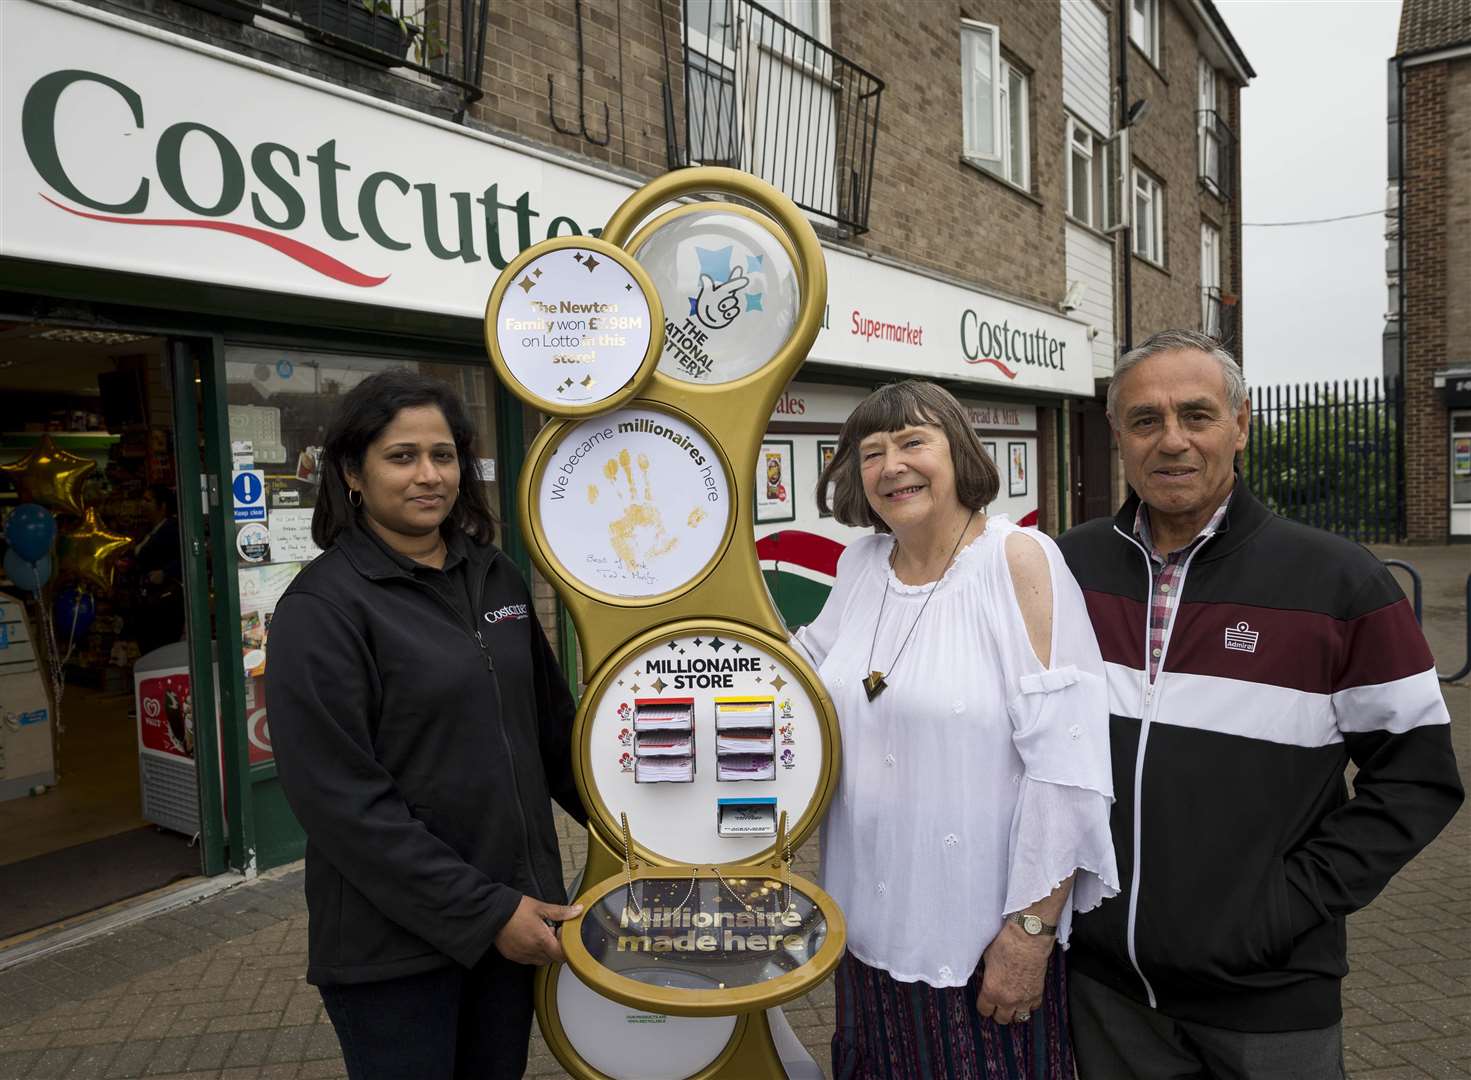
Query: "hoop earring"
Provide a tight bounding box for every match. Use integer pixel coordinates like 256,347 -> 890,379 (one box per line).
348,489 -> 363,508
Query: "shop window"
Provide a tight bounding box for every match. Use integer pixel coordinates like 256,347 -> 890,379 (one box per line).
224,349 -> 498,769
1132,167 -> 1165,266
962,22 -> 1030,191
1453,413 -> 1471,507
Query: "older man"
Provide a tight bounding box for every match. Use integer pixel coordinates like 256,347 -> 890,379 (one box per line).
1058,329 -> 1462,1079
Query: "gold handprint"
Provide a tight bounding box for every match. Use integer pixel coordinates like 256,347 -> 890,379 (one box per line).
594,449 -> 679,572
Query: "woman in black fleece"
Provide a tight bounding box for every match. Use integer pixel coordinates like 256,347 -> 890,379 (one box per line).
265,370 -> 585,1080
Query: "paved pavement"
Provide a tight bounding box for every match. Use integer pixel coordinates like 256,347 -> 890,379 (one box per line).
0,547 -> 1464,1080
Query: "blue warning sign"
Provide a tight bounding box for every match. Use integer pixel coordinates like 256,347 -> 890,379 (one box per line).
232,469 -> 266,523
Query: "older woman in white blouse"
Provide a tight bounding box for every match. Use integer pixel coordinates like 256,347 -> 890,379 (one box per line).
795,380 -> 1118,1079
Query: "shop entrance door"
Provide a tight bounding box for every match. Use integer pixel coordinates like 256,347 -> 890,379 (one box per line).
0,326 -> 215,940
1070,400 -> 1114,525
196,343 -> 510,874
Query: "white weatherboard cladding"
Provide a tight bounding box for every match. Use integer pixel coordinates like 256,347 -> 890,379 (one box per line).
1061,0 -> 1112,135
1065,223 -> 1117,377
536,408 -> 730,599
554,968 -> 736,1080
585,633 -> 823,866
494,246 -> 653,407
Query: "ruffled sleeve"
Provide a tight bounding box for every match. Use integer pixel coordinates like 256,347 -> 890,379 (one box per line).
791,534 -> 879,670
997,529 -> 1120,945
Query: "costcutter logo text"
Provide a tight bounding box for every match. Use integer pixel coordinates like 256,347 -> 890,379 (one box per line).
484,603 -> 529,625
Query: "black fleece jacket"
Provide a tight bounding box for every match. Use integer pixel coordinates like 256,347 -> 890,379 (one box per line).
1058,484 -> 1462,1032
265,524 -> 585,986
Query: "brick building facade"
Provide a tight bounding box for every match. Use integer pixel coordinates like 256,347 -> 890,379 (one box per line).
1390,0 -> 1471,541
0,0 -> 1250,890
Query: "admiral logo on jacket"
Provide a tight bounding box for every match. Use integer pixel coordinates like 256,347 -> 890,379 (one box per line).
1057,482 -> 1462,1034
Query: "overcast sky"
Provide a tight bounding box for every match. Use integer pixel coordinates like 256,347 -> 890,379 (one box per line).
1215,0 -> 1401,389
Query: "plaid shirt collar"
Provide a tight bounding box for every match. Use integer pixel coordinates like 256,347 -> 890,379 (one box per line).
1133,489 -> 1233,565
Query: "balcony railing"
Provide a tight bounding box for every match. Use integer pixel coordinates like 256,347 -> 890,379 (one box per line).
668,0 -> 884,235
1202,286 -> 1238,350
1198,109 -> 1237,202
180,0 -> 490,103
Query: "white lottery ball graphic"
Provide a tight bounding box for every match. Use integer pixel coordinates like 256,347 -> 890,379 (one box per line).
633,209 -> 799,385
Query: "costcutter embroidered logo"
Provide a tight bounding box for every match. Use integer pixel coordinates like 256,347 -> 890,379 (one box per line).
483,603 -> 529,625
1224,621 -> 1260,653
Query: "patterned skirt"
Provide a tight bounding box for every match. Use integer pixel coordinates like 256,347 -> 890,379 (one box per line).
831,948 -> 1074,1080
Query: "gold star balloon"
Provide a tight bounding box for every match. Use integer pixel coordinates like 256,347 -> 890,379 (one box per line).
60,508 -> 132,593
0,435 -> 97,517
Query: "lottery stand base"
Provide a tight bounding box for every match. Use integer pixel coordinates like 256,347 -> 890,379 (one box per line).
536,831 -> 825,1080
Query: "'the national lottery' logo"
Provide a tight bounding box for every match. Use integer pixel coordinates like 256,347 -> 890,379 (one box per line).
661,241 -> 775,383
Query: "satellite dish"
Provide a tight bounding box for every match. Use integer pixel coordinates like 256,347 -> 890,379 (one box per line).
1060,281 -> 1087,313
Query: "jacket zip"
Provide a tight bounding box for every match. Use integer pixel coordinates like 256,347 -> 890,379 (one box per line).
1111,523 -> 1212,1010
400,553 -> 554,906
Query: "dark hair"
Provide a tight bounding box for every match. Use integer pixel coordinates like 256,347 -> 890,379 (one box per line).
312,369 -> 497,549
818,380 -> 1000,532
144,483 -> 177,517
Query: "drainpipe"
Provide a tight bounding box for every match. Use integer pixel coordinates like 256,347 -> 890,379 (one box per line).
1119,6 -> 1133,354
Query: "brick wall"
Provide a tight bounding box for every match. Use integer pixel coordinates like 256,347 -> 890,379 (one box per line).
1114,0 -> 1244,362
832,0 -> 1068,310
473,0 -> 675,180
1446,61 -> 1471,366
1402,60 -> 1449,543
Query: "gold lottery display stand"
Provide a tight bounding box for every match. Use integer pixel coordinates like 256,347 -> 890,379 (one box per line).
484,168 -> 843,1079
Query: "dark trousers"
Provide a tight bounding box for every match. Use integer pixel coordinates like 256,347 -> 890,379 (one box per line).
1069,970 -> 1345,1080
318,953 -> 535,1080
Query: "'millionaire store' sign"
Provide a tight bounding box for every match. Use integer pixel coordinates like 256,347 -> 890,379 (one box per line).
0,0 -> 1092,397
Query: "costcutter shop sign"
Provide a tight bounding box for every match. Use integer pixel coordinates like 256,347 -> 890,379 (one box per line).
0,0 -> 1092,396
0,0 -> 635,317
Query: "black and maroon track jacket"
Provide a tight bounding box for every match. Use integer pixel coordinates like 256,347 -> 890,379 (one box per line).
1057,482 -> 1462,1033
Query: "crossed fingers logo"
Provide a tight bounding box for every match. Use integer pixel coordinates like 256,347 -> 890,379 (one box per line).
694,266 -> 748,330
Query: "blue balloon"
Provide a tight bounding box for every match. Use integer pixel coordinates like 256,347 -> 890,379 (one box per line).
3,549 -> 51,593
4,504 -> 56,564
54,586 -> 96,640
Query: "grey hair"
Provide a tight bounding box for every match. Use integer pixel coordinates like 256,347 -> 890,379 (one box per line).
1106,329 -> 1248,418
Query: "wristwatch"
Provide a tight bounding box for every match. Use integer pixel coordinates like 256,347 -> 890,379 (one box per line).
1006,912 -> 1058,937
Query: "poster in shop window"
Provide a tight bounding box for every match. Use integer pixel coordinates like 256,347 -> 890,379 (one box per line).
816,441 -> 837,518
1008,442 -> 1028,498
757,441 -> 795,524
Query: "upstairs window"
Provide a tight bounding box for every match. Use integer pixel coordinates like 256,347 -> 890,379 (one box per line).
1133,167 -> 1165,265
1130,0 -> 1160,66
961,22 -> 1030,190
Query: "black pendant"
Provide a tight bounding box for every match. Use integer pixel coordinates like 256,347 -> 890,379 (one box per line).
863,671 -> 888,702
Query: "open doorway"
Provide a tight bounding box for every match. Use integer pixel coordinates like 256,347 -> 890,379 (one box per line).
0,324 -> 202,941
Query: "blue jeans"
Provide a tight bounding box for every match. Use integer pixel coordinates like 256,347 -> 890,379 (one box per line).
318,953 -> 534,1080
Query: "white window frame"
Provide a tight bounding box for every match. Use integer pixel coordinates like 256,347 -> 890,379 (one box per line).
1067,116 -> 1095,226
1133,166 -> 1165,265
1130,0 -> 1160,65
752,0 -> 830,44
1200,222 -> 1221,331
961,20 -> 1003,164
1101,127 -> 1129,233
997,60 -> 1030,189
1198,58 -> 1222,189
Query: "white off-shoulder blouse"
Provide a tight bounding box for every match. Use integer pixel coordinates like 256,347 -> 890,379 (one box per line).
793,517 -> 1119,988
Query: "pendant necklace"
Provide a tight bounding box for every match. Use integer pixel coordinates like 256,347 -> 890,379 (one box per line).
863,511 -> 976,702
